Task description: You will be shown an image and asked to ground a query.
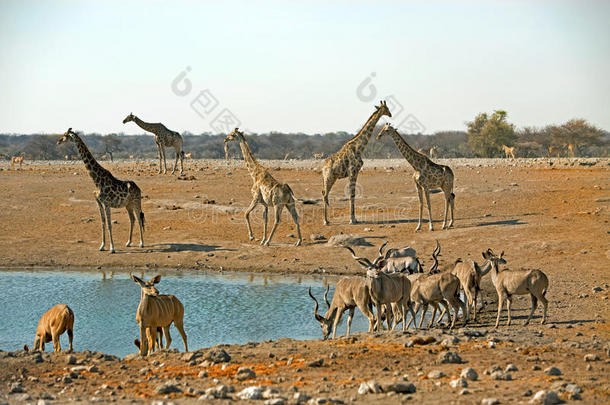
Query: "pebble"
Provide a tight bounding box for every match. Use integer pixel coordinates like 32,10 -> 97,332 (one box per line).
384,382 -> 416,394
237,386 -> 263,400
505,364 -> 518,372
9,382 -> 23,393
155,383 -> 182,394
460,367 -> 478,381
205,347 -> 231,363
66,354 -> 77,364
197,370 -> 207,378
544,366 -> 562,376
449,378 -> 468,388
427,370 -> 445,379
236,367 -> 256,381
307,358 -> 324,367
584,353 -> 600,362
459,389 -> 470,395
491,370 -> 512,380
294,393 -> 311,403
437,351 -> 462,364
265,399 -> 285,405
358,380 -> 382,395
481,398 -> 500,405
529,390 -> 561,404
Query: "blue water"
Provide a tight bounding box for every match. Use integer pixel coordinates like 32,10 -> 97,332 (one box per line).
0,270 -> 371,357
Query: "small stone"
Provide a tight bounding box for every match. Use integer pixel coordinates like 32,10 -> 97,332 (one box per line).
155,382 -> 182,394
237,386 -> 263,400
584,353 -> 600,362
307,358 -> 324,367
9,382 -> 23,393
437,351 -> 462,364
459,389 -> 470,395
530,390 -> 561,404
491,370 -> 512,380
427,370 -> 445,379
488,341 -> 496,348
66,354 -> 77,364
481,398 -> 500,405
265,399 -> 285,405
205,347 -> 231,363
592,286 -> 603,292
294,392 -> 311,403
505,364 -> 518,372
484,365 -> 502,375
461,367 -> 478,381
449,378 -> 468,388
523,390 -> 533,397
12,394 -> 31,401
235,367 -> 256,381
384,382 -> 416,394
358,380 -> 382,394
544,366 -> 562,376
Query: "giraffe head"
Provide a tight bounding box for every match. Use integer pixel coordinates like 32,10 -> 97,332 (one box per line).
122,112 -> 135,124
376,100 -> 392,118
224,127 -> 244,143
376,123 -> 397,140
57,128 -> 78,145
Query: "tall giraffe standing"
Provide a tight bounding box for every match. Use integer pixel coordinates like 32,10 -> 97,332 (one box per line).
57,128 -> 145,253
122,113 -> 185,175
377,124 -> 455,231
224,128 -> 302,246
322,101 -> 392,225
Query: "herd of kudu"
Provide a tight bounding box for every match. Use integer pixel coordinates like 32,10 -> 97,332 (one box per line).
23,102 -> 549,356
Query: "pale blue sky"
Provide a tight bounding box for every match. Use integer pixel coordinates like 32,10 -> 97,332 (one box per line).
1,0 -> 608,134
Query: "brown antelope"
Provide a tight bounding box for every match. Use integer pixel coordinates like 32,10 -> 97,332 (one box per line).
501,144 -> 516,159
132,275 -> 188,356
548,145 -> 563,158
10,153 -> 24,168
309,279 -> 375,340
451,254 -> 496,322
184,152 -> 192,159
25,304 -> 74,353
345,246 -> 416,332
483,249 -> 549,328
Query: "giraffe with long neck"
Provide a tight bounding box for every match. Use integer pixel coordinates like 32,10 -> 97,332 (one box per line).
122,113 -> 184,175
377,124 -> 455,231
57,128 -> 145,253
224,128 -> 302,247
322,101 -> 392,225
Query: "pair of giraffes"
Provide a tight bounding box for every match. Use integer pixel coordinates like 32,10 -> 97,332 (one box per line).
59,102 -> 455,252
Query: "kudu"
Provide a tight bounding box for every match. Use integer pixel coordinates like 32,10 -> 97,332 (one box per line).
308,279 -> 375,340
451,253 -> 495,322
25,304 -> 74,353
132,275 -> 188,356
483,249 -> 549,328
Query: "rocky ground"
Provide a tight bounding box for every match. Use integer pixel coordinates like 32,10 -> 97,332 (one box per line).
0,158 -> 609,403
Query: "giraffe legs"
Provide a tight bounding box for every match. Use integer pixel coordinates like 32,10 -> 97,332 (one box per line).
170,146 -> 181,175
244,198 -> 259,241
104,205 -> 116,253
95,197 -> 107,251
126,207 -> 135,247
263,205 -> 283,246
415,184 -> 424,231
424,189 -> 434,231
161,145 -> 168,174
442,189 -> 450,229
322,175 -> 336,226
156,143 -> 163,174
260,205 -> 269,245
287,202 -> 302,246
348,173 -> 358,224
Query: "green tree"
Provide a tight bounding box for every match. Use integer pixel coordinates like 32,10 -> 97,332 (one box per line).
547,119 -> 605,149
102,134 -> 122,161
467,110 -> 517,157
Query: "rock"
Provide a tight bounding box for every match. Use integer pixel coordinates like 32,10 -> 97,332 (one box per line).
70,365 -> 88,373
307,358 -> 324,367
592,286 -> 603,292
37,400 -> 52,405
440,335 -> 460,345
236,367 -> 256,381
61,376 -> 72,383
237,386 -> 263,400
564,383 -> 583,394
505,364 -> 518,372
155,383 -> 182,395
181,351 -> 201,362
310,234 -> 326,241
488,341 -> 497,348
461,367 -> 478,381
205,347 -> 231,363
530,390 -> 561,404
384,382 -> 416,394
197,370 -> 207,378
544,366 -> 562,376
584,353 -> 600,362
326,234 -> 370,247
491,370 -> 512,380
9,382 -> 23,393
358,380 -> 382,394
66,354 -> 77,364
405,335 -> 436,347
437,351 -> 462,364
205,385 -> 231,399
12,394 -> 31,401
449,378 -> 468,388
459,389 -> 470,395
265,399 -> 285,405
481,398 -> 500,405
294,393 -> 311,403
427,370 -> 445,379
484,365 -> 502,375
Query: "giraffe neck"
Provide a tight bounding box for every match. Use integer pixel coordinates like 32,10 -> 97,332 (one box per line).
351,109 -> 385,156
237,135 -> 264,177
72,134 -> 107,186
388,130 -> 427,170
133,116 -> 159,134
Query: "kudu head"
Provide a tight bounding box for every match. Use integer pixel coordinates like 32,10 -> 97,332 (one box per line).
481,249 -> 507,270
308,286 -> 332,340
343,243 -> 386,278
131,274 -> 161,296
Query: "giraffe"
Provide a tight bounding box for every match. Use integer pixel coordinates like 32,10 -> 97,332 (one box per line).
501,144 -> 516,159
321,101 -> 392,225
57,128 -> 145,253
429,145 -> 439,159
377,123 -> 455,231
122,113 -> 185,175
567,143 -> 577,157
224,128 -> 302,247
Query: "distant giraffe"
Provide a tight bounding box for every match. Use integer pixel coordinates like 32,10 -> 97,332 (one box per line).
429,146 -> 439,159
224,128 -> 302,247
122,113 -> 184,175
548,145 -> 563,158
321,101 -> 392,225
567,143 -> 577,157
502,145 -> 516,159
57,128 -> 145,253
377,124 -> 455,231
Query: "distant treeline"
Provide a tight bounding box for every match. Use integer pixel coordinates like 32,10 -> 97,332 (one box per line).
1,123 -> 608,161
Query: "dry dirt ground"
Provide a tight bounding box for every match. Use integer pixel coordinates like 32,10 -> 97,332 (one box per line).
0,158 -> 609,404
